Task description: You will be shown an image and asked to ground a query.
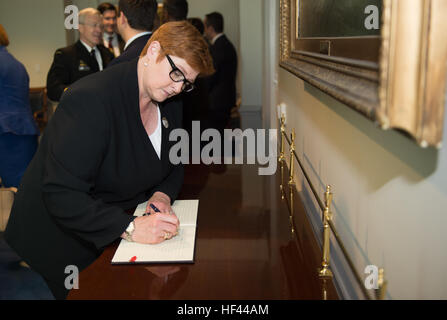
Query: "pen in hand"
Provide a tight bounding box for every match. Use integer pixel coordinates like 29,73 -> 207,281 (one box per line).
143,203 -> 160,216
144,203 -> 179,237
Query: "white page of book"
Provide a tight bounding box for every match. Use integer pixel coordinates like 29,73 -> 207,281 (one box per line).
111,200 -> 199,264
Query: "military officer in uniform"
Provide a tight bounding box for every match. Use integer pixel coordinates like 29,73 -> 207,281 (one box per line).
46,8 -> 114,102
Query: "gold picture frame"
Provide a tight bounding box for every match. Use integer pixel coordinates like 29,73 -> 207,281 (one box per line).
280,0 -> 447,148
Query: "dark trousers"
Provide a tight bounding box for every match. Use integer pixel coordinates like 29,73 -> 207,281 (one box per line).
0,133 -> 38,188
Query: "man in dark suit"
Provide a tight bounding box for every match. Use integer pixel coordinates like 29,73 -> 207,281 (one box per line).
107,0 -> 158,67
98,2 -> 125,57
162,0 -> 188,23
204,12 -> 238,132
46,8 -> 114,102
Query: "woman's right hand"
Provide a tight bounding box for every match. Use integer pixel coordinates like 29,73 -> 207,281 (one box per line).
131,213 -> 179,244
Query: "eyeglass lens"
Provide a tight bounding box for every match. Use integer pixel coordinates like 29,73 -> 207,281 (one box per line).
166,55 -> 194,92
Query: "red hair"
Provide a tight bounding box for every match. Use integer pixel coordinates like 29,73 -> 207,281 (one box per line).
141,21 -> 214,76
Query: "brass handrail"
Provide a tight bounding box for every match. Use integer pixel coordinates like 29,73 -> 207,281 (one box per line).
283,132 -> 325,212
278,115 -> 386,300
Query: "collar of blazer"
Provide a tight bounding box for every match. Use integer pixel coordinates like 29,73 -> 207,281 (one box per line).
211,33 -> 225,45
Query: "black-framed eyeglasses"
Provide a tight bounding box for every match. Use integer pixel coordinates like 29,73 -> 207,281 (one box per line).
166,54 -> 195,93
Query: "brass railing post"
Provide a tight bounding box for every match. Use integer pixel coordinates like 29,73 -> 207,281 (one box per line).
376,268 -> 388,300
278,115 -> 286,200
276,125 -> 382,299
278,114 -> 285,163
288,129 -> 295,187
321,279 -> 328,300
319,185 -> 333,278
288,129 -> 296,234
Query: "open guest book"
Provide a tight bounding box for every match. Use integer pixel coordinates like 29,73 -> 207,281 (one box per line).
111,199 -> 199,264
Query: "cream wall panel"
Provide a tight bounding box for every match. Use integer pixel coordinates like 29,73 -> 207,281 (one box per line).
0,0 -> 67,87
277,68 -> 447,299
239,0 -> 262,109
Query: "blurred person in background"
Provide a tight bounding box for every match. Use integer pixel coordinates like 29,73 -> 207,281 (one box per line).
0,24 -> 39,188
107,0 -> 158,67
162,0 -> 188,23
203,12 -> 237,133
187,17 -> 204,35
46,8 -> 114,101
98,2 -> 125,58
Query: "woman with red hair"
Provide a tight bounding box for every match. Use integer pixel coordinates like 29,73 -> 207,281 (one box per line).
6,21 -> 214,300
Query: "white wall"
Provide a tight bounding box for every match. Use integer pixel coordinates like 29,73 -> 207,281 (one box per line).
262,0 -> 278,130
72,0 -> 102,9
0,0 -> 67,87
239,0 -> 263,110
275,59 -> 447,299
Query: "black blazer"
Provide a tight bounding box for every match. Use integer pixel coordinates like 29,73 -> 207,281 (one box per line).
116,33 -> 127,55
107,33 -> 152,68
46,40 -> 114,101
118,34 -> 126,53
207,35 -> 238,120
5,59 -> 184,296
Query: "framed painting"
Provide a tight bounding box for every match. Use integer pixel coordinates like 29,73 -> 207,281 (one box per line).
280,0 -> 447,148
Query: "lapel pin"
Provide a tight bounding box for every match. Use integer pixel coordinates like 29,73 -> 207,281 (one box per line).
162,117 -> 169,129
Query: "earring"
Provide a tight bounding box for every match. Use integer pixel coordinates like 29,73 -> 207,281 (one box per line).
144,62 -> 148,66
